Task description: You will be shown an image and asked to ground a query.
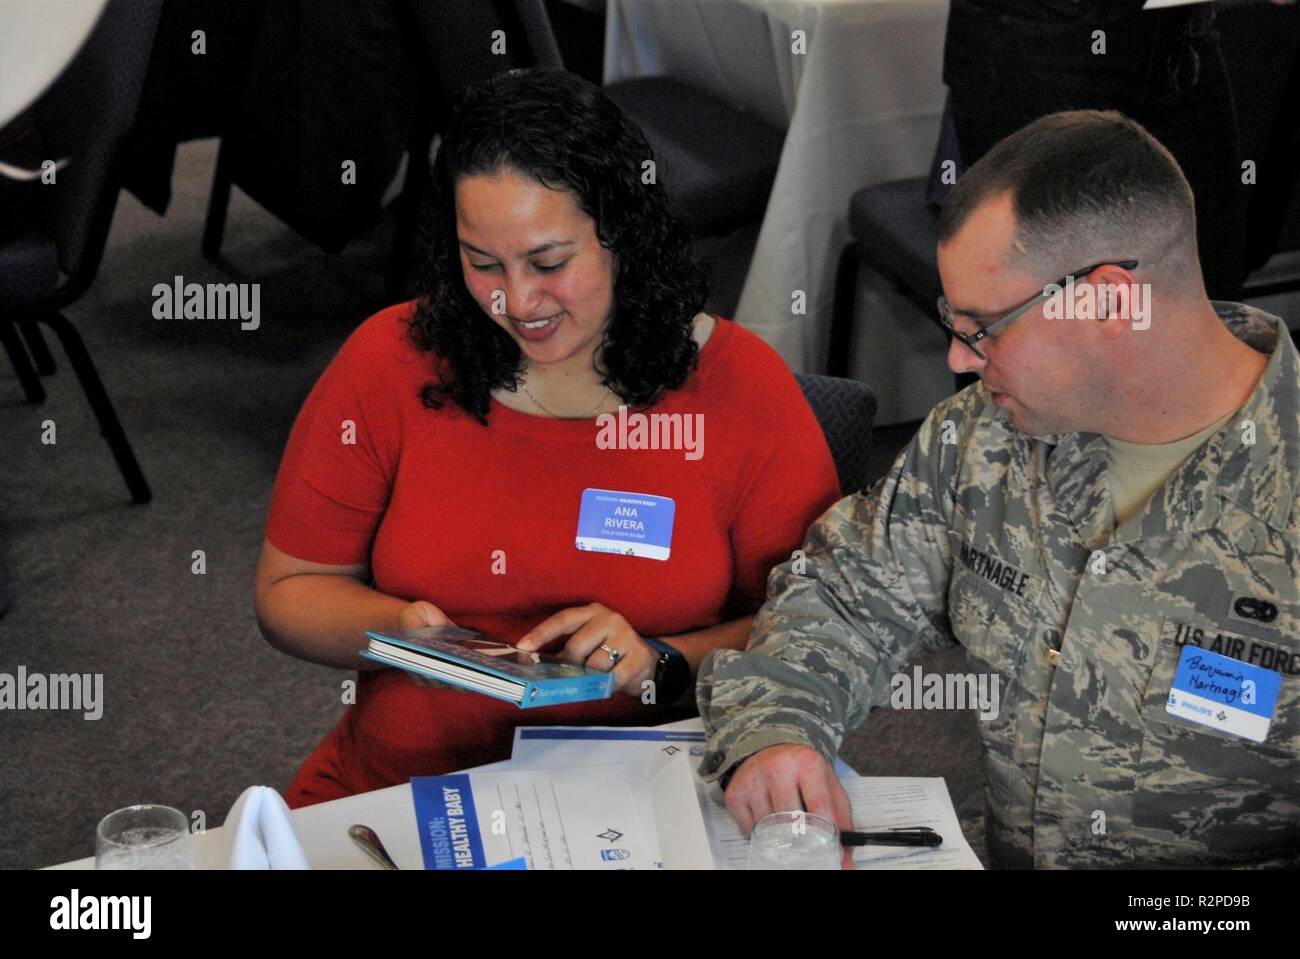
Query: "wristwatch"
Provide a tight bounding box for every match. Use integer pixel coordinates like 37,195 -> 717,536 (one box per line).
643,636 -> 690,704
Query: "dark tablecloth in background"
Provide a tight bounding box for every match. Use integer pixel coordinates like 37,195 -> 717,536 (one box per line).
119,0 -> 418,254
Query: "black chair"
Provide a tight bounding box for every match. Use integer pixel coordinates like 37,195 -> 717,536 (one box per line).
202,1 -> 437,288
1219,0 -> 1300,312
827,98 -> 960,385
0,0 -> 162,504
378,0 -> 536,298
795,373 -> 877,496
513,0 -> 786,237
830,6 -> 1300,380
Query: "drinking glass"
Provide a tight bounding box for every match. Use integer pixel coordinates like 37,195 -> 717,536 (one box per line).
748,810 -> 841,870
95,805 -> 194,870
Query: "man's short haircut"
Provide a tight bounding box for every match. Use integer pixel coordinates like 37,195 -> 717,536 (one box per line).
937,110 -> 1197,280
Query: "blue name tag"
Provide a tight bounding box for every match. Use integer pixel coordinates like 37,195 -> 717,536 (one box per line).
575,488 -> 675,561
1166,644 -> 1282,743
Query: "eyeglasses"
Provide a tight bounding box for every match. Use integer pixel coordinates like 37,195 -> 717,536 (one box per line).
937,260 -> 1139,361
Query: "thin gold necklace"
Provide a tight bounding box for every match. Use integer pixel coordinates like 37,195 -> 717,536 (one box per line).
518,379 -> 612,419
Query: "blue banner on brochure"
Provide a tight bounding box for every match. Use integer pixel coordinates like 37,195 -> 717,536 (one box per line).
412,765 -> 654,869
411,773 -> 488,869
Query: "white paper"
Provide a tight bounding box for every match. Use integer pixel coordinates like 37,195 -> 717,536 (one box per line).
1142,0 -> 1213,9
509,726 -> 714,869
696,772 -> 981,870
415,764 -> 656,870
652,717 -> 982,869
842,777 -> 984,870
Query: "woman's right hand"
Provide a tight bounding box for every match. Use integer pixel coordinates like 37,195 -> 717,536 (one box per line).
392,601 -> 457,689
394,600 -> 455,630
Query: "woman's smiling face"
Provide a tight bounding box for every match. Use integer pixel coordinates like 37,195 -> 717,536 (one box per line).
455,169 -> 617,370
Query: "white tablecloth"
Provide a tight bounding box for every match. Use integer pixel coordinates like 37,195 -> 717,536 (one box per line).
46,722 -> 702,870
0,0 -> 108,128
48,783 -> 426,870
605,0 -> 951,373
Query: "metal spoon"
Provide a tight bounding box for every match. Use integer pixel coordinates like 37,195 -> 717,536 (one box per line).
349,824 -> 399,870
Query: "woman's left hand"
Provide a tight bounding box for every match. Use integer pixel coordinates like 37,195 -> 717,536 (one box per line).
516,603 -> 657,696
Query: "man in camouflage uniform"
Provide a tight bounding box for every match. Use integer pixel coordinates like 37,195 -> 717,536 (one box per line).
698,110 -> 1300,868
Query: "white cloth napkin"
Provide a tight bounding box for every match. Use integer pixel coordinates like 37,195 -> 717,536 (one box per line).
221,786 -> 311,869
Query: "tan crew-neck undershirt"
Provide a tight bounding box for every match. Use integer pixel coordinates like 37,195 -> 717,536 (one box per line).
1105,407 -> 1237,535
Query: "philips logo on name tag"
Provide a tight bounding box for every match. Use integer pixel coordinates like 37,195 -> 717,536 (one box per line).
575,488 -> 675,561
1165,644 -> 1282,743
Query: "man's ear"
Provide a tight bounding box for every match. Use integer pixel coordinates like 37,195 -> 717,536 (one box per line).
1091,263 -> 1140,341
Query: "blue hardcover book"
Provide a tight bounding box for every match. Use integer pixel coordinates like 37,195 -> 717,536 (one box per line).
361,625 -> 616,708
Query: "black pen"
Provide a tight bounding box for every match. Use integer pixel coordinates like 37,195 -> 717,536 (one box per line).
840,827 -> 943,848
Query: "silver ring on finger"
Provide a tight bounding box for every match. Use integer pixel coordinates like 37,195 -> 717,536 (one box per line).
600,643 -> 623,666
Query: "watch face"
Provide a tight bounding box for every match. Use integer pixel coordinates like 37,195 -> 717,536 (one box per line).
654,651 -> 690,703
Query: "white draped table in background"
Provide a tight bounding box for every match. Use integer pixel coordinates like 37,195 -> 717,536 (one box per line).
604,0 -> 950,373
0,0 -> 107,128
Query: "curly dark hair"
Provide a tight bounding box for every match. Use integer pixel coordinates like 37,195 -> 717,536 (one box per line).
409,68 -> 710,423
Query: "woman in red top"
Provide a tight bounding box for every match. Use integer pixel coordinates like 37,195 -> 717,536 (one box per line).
254,69 -> 839,807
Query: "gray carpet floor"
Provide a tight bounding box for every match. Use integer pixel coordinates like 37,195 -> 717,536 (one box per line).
0,137 -> 989,870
